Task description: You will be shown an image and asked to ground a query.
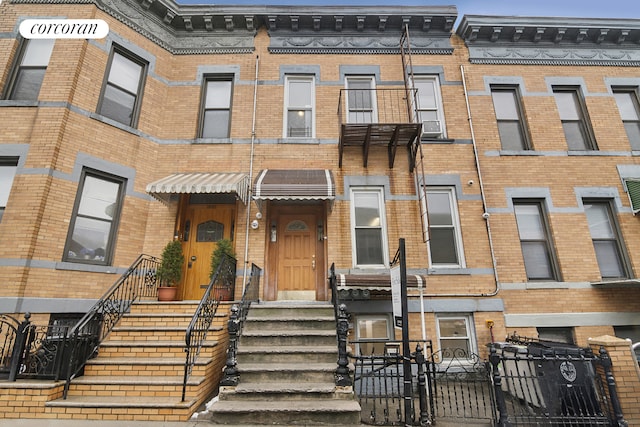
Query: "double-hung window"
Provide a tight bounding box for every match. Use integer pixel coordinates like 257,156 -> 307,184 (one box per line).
97,47 -> 147,127
346,76 -> 376,124
199,76 -> 233,138
351,188 -> 388,267
514,201 -> 560,281
426,188 -> 465,267
491,85 -> 530,150
583,200 -> 630,279
284,75 -> 314,138
4,39 -> 55,101
553,86 -> 597,150
0,158 -> 18,223
436,315 -> 476,358
64,169 -> 126,265
612,87 -> 640,150
414,76 -> 446,139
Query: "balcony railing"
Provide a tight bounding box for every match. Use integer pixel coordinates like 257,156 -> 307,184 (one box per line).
338,87 -> 421,170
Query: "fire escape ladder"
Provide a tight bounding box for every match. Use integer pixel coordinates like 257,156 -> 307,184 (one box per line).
401,25 -> 430,244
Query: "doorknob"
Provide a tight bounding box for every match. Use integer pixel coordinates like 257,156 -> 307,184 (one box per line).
312,255 -> 316,270
191,256 -> 197,261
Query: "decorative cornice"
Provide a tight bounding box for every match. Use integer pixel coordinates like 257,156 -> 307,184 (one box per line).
458,15 -> 640,67
9,0 -> 457,54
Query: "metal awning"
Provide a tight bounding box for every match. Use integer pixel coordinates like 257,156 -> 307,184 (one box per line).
253,169 -> 335,201
146,172 -> 250,205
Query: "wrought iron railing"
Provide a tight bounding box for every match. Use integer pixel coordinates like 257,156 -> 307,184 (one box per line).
182,253 -> 237,401
220,263 -> 262,387
63,254 -> 160,398
337,88 -> 417,125
1,313 -> 20,379
329,263 -> 352,387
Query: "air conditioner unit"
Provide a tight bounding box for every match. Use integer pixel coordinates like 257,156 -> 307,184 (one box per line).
421,120 -> 442,137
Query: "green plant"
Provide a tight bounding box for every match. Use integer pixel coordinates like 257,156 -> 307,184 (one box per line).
157,239 -> 184,287
210,238 -> 235,279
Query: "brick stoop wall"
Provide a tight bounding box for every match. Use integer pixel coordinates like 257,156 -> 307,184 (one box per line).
588,335 -> 640,426
0,301 -> 232,421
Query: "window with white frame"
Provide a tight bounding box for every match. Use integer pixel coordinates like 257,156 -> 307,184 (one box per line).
200,76 -> 233,138
346,76 -> 377,124
97,46 -> 147,127
284,75 -> 314,138
351,188 -> 388,267
63,169 -> 126,265
414,76 -> 446,139
612,87 -> 640,150
426,188 -> 465,268
0,158 -> 18,223
436,314 -> 476,358
583,200 -> 630,279
4,38 -> 55,101
514,200 -> 560,281
355,315 -> 392,356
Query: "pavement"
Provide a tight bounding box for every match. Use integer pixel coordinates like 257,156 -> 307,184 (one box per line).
0,422 -> 373,427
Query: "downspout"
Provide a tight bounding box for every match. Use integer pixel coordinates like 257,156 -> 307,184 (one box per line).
242,55 -> 260,288
421,65 -> 500,298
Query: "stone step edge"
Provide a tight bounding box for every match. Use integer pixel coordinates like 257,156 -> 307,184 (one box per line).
207,399 -> 361,413
112,325 -> 222,332
45,395 -> 196,409
231,382 -> 337,394
237,345 -> 337,354
239,363 -> 336,372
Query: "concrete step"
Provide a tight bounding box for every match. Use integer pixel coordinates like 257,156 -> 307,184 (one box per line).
247,303 -> 334,319
219,381 -> 345,401
238,362 -> 336,383
243,316 -> 335,332
66,375 -> 204,398
240,329 -> 336,347
84,356 -> 212,377
205,399 -> 361,425
237,345 -> 337,364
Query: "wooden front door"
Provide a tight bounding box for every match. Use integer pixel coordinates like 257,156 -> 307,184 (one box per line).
181,204 -> 234,300
266,205 -> 327,301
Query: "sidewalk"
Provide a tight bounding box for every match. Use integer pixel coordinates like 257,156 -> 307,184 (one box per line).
0,421 -> 205,427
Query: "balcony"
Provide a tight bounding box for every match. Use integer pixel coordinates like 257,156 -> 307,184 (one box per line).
338,87 -> 422,171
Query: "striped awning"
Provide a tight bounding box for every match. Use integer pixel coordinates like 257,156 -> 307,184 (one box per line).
253,169 -> 335,201
146,172 -> 250,205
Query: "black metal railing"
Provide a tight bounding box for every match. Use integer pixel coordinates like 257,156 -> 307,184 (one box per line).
182,253 -> 237,401
351,340 -> 432,426
220,263 -> 262,387
63,254 -> 160,398
1,313 -> 20,379
329,263 -> 352,387
338,88 -> 418,125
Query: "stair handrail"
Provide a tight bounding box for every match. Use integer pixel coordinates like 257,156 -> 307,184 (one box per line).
63,254 -> 160,398
220,262 -> 262,387
182,253 -> 237,401
329,263 -> 352,386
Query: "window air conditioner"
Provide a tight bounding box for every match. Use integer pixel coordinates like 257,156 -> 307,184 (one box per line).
421,120 -> 442,137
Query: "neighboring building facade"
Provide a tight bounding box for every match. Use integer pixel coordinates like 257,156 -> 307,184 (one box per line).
0,0 -> 639,360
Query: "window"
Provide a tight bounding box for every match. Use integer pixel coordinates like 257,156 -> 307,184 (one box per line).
351,188 -> 388,267
553,87 -> 596,150
64,169 -> 126,265
514,201 -> 560,281
537,327 -> 575,345
355,315 -> 392,355
426,188 -> 465,267
414,76 -> 446,138
284,76 -> 314,137
4,38 -> 55,101
97,47 -> 147,127
491,86 -> 530,150
200,76 -> 233,138
436,315 -> 476,357
346,76 -> 376,124
612,88 -> 640,150
0,158 -> 18,223
584,200 -> 630,279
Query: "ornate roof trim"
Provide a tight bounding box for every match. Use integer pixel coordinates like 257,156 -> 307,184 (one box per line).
458,14 -> 640,66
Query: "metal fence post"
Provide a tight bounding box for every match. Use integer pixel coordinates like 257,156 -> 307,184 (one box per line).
598,346 -> 628,427
8,312 -> 32,381
489,346 -> 511,427
335,303 -> 352,386
414,344 -> 431,425
220,305 -> 240,386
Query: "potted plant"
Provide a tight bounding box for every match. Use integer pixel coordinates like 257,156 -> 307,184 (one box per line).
210,238 -> 235,301
156,239 -> 184,301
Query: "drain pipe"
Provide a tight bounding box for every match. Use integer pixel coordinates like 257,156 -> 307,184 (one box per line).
421,65 -> 500,298
242,55 -> 260,289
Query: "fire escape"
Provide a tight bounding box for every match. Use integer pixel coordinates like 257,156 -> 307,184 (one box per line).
337,25 -> 429,243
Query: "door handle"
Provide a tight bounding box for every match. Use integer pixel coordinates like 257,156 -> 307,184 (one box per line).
312,255 -> 316,270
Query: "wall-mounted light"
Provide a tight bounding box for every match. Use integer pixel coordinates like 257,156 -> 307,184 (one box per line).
251,220 -> 259,230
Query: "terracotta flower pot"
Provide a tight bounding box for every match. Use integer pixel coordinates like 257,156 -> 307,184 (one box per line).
157,286 -> 178,301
